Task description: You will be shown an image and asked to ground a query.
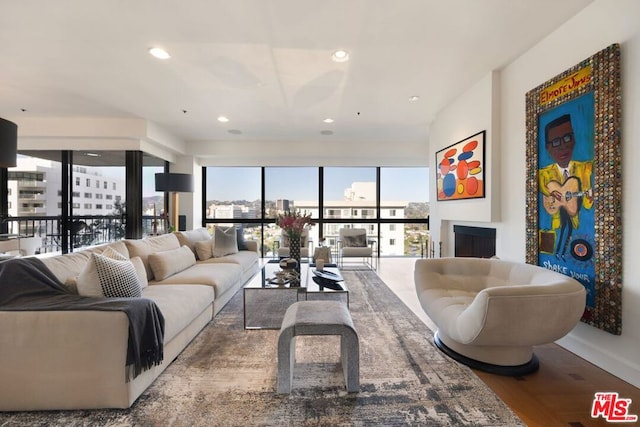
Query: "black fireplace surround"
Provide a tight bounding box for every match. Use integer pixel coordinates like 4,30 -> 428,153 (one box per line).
453,225 -> 496,258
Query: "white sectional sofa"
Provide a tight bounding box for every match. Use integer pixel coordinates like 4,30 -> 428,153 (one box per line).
0,229 -> 259,411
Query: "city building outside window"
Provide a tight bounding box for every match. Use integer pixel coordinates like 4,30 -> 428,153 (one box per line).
203,166 -> 429,257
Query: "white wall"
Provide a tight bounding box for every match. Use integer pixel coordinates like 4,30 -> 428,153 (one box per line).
430,0 -> 640,386
428,72 -> 499,256
188,139 -> 430,167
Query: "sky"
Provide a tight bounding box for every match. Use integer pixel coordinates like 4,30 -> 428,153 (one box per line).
204,167 -> 430,202
15,154 -> 430,202
142,167 -> 164,197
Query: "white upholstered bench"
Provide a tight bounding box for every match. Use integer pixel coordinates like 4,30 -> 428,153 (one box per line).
277,300 -> 359,393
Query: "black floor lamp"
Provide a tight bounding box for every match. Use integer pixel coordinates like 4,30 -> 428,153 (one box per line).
155,173 -> 194,232
0,118 -> 17,168
0,118 -> 17,236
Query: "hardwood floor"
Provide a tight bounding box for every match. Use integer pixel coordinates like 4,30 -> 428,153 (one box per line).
474,344 -> 640,427
376,257 -> 640,427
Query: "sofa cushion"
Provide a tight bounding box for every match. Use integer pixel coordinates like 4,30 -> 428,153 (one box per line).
147,245 -> 196,281
142,284 -> 214,343
150,263 -> 242,299
194,238 -> 214,261
198,250 -> 259,275
41,241 -> 129,288
130,257 -> 148,289
65,256 -> 147,294
213,226 -> 238,257
124,234 -> 181,280
92,253 -> 143,298
175,228 -> 212,258
77,246 -> 133,297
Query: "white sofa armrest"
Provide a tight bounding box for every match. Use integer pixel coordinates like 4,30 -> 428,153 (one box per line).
244,240 -> 258,253
0,310 -> 132,410
461,282 -> 585,346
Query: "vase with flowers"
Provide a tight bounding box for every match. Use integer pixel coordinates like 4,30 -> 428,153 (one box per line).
276,210 -> 313,285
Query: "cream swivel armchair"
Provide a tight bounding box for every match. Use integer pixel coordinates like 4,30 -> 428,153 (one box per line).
276,229 -> 312,261
338,228 -> 376,270
414,258 -> 585,375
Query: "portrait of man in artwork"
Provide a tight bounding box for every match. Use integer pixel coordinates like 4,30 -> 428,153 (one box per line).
538,113 -> 593,258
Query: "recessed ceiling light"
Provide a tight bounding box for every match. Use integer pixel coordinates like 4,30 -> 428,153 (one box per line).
331,50 -> 349,62
149,47 -> 170,59
409,95 -> 420,102
323,118 -> 334,124
85,152 -> 100,157
217,116 -> 229,123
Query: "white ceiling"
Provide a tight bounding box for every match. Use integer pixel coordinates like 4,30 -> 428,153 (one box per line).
0,0 -> 593,146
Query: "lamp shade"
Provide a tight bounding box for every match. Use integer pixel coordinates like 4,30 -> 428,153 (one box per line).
0,117 -> 17,168
155,173 -> 194,192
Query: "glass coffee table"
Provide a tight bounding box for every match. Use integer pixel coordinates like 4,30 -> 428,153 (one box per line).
243,261 -> 349,329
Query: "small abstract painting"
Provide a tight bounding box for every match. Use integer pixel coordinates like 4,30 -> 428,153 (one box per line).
436,130 -> 486,201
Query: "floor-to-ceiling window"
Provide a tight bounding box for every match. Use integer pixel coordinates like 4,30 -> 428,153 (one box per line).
2,150 -> 165,253
6,152 -> 61,252
380,167 -> 430,256
321,167 -> 378,252
70,150 -> 126,248
142,156 -> 166,236
203,166 -> 429,257
204,167 -> 265,253
265,167 -> 319,254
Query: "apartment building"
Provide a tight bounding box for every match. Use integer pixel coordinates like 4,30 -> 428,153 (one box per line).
8,156 -> 125,218
295,182 -> 409,256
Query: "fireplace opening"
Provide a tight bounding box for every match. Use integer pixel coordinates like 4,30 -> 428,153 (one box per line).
454,225 -> 496,258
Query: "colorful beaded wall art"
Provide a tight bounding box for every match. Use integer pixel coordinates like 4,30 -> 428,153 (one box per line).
525,43 -> 622,334
435,130 -> 486,201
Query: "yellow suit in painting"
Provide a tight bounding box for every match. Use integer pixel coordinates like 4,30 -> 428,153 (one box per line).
539,160 -> 593,230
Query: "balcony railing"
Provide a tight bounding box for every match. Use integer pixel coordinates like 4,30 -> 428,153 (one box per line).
1,215 -> 169,254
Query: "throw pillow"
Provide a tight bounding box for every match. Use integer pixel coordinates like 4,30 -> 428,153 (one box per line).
148,245 -> 196,281
93,253 -> 142,298
236,226 -> 248,251
343,234 -> 367,247
175,228 -> 212,258
213,226 -> 239,257
195,238 -> 214,261
124,233 -> 181,280
77,246 -> 131,297
130,256 -> 149,289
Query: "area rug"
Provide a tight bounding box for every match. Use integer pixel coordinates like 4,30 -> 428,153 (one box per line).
0,270 -> 524,426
